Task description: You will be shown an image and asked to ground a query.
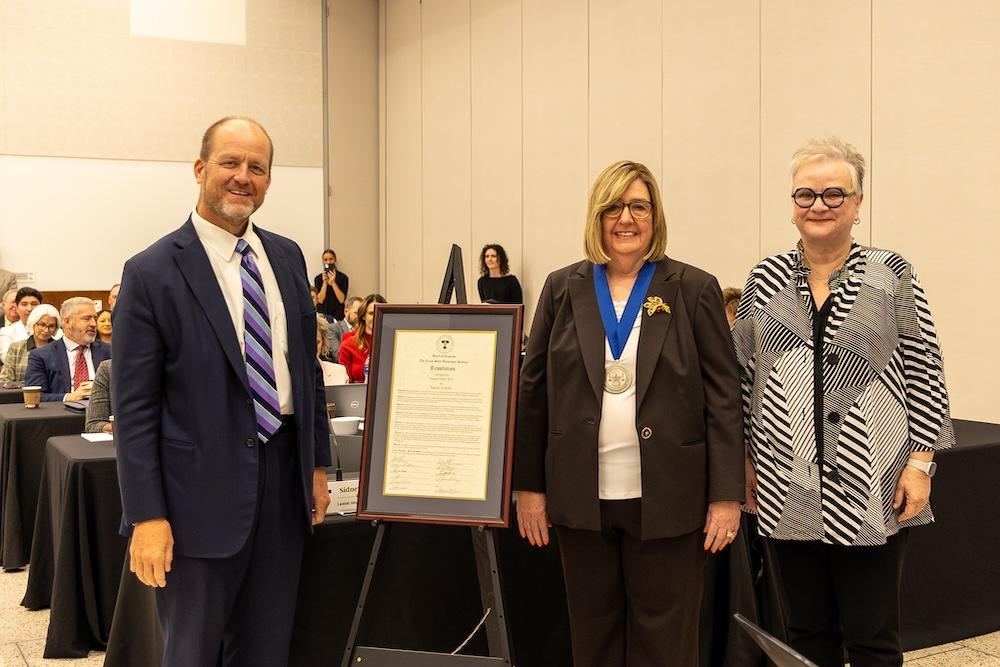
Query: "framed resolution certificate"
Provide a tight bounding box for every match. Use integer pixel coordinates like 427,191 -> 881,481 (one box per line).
357,304 -> 522,526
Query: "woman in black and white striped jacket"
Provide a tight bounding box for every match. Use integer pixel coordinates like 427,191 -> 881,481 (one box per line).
732,136 -> 953,667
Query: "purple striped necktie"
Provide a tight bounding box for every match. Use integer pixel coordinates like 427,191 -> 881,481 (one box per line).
236,239 -> 282,443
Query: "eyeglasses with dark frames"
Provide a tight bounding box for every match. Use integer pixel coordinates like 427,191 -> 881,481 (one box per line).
603,200 -> 653,220
792,187 -> 857,209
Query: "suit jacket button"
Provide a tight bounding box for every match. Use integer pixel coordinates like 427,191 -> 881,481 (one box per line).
585,418 -> 596,426
246,437 -> 256,448
827,412 -> 840,424
640,427 -> 652,440
246,398 -> 253,406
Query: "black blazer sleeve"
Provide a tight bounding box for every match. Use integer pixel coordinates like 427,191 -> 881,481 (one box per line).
688,275 -> 745,502
513,273 -> 557,492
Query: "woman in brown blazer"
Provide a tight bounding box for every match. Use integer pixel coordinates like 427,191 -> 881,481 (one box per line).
514,160 -> 744,667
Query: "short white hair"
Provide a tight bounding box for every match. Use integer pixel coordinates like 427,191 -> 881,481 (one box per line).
60,296 -> 94,321
790,136 -> 866,194
27,304 -> 60,330
1,289 -> 16,303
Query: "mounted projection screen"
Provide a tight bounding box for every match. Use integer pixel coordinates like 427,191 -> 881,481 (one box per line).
129,0 -> 247,45
0,155 -> 324,290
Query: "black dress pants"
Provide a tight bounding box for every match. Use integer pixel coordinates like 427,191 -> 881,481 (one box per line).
769,530 -> 909,667
555,499 -> 706,667
155,424 -> 307,667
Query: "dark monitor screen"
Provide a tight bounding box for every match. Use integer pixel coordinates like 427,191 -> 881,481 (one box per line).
324,383 -> 367,418
436,244 -> 468,305
733,614 -> 818,667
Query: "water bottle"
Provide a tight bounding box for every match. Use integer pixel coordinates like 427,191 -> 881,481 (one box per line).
363,354 -> 370,384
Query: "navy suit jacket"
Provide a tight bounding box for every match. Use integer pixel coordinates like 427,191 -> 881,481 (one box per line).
25,338 -> 112,402
112,218 -> 331,558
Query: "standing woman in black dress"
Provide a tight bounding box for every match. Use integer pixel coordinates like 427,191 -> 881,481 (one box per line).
477,244 -> 523,304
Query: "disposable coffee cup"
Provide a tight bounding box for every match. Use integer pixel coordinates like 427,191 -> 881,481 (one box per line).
22,386 -> 42,409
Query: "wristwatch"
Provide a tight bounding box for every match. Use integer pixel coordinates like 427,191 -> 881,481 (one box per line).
906,458 -> 937,477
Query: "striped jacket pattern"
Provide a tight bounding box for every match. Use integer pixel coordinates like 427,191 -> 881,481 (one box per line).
732,243 -> 953,546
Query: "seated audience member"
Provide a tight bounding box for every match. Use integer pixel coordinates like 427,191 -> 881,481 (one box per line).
328,295 -> 362,362
722,287 -> 742,327
477,244 -> 523,304
0,287 -> 43,357
2,289 -> 17,327
0,304 -> 60,383
96,309 -> 113,344
338,293 -> 386,383
341,295 -> 362,331
314,248 -> 350,322
25,297 -> 111,401
85,359 -> 113,433
0,290 -> 16,373
309,286 -> 320,308
316,315 -> 349,386
0,268 -> 16,297
108,283 -> 120,311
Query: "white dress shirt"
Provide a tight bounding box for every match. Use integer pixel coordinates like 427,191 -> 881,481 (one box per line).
597,300 -> 643,500
63,336 -> 96,386
191,209 -> 294,414
0,321 -> 28,357
321,360 -> 350,386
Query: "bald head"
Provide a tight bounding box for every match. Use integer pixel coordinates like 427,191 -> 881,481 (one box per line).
200,116 -> 274,170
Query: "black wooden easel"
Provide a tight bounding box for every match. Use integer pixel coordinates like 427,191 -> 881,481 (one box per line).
340,245 -> 514,666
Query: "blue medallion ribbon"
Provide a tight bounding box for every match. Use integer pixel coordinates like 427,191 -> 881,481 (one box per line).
593,261 -> 656,360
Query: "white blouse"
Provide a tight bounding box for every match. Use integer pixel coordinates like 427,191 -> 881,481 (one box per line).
598,300 -> 643,500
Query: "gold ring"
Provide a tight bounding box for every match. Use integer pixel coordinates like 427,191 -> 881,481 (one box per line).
725,530 -> 736,539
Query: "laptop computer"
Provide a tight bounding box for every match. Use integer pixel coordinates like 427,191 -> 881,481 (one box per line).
733,614 -> 818,667
324,383 -> 367,418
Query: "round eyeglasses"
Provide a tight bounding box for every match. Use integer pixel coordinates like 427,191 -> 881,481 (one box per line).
603,200 -> 653,220
792,187 -> 856,209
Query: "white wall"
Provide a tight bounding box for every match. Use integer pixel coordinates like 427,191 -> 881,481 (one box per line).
0,155 -> 324,288
0,0 -> 325,287
379,0 -> 1000,423
328,0 -> 380,300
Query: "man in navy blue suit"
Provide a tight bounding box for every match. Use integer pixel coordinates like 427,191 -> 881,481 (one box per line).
25,297 -> 111,401
112,116 -> 331,666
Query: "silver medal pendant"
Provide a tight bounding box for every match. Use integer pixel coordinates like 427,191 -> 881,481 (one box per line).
603,362 -> 632,394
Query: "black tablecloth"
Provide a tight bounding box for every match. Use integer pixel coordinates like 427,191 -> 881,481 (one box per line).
92,419 -> 1000,664
898,419 -> 1000,649
750,419 -> 1000,652
0,403 -> 85,568
106,516 -> 761,667
21,435 -> 126,657
0,388 -> 24,405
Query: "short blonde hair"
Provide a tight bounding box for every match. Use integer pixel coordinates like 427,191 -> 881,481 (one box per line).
584,160 -> 668,264
316,314 -> 331,357
790,136 -> 866,194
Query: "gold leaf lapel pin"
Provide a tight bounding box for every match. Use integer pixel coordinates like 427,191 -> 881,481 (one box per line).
644,296 -> 671,316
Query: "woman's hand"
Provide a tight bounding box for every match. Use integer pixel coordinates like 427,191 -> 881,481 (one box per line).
743,451 -> 758,514
516,491 -> 551,547
894,465 -> 931,521
703,500 -> 740,553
